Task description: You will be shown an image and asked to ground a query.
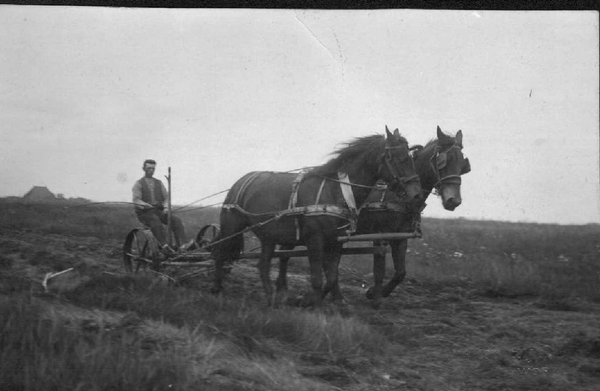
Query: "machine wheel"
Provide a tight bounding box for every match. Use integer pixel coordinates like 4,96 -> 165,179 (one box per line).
365,286 -> 374,300
123,228 -> 160,273
196,224 -> 220,249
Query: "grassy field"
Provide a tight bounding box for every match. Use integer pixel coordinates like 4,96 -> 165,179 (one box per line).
1,199 -> 598,299
1,199 -> 599,390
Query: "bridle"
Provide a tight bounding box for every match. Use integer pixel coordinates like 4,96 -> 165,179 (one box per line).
430,142 -> 469,192
378,144 -> 421,195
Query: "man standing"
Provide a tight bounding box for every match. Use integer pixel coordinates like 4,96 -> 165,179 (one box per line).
132,159 -> 191,252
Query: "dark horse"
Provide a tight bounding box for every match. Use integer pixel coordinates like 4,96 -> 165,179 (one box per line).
360,126 -> 471,307
275,126 -> 471,307
210,127 -> 423,307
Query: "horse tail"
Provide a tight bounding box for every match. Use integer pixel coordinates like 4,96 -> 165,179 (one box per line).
210,195 -> 247,293
211,207 -> 246,263
211,172 -> 260,283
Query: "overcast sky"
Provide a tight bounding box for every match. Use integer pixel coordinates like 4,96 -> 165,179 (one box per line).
1,7 -> 598,225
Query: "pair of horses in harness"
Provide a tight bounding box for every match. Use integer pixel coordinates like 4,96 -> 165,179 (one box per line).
210,126 -> 470,308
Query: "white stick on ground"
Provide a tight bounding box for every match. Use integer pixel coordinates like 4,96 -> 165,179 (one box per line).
42,268 -> 74,292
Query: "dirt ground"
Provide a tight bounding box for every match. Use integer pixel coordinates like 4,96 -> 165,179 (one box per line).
2,227 -> 600,391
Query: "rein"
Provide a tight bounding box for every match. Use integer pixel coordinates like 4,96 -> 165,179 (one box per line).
314,175 -> 381,190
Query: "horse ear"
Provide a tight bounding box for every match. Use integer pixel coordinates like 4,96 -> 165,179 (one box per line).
393,128 -> 400,138
456,130 -> 463,145
436,126 -> 444,139
385,125 -> 392,138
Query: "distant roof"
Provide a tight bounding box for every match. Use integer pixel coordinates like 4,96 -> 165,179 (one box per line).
23,186 -> 55,200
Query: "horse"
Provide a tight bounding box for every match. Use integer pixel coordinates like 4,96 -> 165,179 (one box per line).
209,127 -> 423,307
361,125 -> 471,307
276,126 -> 471,308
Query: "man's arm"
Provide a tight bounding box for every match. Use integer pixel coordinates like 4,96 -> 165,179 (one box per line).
132,180 -> 152,210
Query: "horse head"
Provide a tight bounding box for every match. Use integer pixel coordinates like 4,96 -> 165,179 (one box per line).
429,126 -> 471,211
382,126 -> 423,203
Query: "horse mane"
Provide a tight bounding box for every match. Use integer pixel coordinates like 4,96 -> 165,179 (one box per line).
308,134 -> 396,177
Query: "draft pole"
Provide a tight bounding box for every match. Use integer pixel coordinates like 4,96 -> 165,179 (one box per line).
166,167 -> 172,248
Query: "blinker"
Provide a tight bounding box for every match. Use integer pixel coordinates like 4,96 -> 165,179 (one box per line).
436,152 -> 447,170
461,158 -> 471,175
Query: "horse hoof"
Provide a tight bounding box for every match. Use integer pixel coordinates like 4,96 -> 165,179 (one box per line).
301,297 -> 314,308
365,286 -> 374,300
288,293 -> 314,308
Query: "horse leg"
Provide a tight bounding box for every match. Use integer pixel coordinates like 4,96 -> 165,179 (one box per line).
275,244 -> 294,306
323,242 -> 344,303
276,245 -> 294,293
382,239 -> 408,297
366,240 -> 386,309
258,242 -> 276,307
304,236 -> 325,307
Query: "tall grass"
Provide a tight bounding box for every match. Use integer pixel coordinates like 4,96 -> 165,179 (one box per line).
1,270 -> 391,391
62,273 -> 389,358
0,296 -> 206,391
343,218 -> 600,300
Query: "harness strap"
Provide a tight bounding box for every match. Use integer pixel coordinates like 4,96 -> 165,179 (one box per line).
222,203 -> 353,221
288,171 -> 305,240
377,181 -> 388,203
288,172 -> 305,209
314,178 -> 327,205
289,204 -> 353,219
337,172 -> 357,215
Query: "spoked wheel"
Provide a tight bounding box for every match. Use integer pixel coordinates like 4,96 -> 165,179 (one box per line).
196,224 -> 220,250
123,228 -> 160,273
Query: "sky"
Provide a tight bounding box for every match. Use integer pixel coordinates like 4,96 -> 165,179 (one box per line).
1,7 -> 598,225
